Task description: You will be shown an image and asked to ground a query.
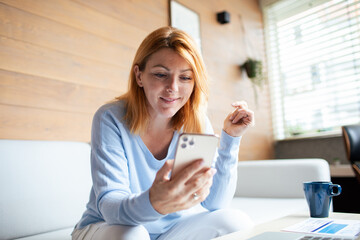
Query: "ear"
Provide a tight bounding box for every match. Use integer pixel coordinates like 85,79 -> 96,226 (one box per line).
134,65 -> 143,87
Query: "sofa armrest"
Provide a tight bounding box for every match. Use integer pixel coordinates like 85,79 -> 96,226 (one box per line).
235,159 -> 330,198
0,140 -> 91,239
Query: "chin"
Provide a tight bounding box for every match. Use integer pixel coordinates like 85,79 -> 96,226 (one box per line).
159,107 -> 180,119
162,111 -> 178,119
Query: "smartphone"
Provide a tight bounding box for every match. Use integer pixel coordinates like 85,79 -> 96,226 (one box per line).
171,133 -> 219,179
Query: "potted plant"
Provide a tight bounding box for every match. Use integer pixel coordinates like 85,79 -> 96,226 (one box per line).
241,58 -> 264,105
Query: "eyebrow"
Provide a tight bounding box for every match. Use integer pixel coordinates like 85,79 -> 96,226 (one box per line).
151,64 -> 193,73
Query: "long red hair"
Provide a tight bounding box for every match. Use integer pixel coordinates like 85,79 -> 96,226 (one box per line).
117,26 -> 209,134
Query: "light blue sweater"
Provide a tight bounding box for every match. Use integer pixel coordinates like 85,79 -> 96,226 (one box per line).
76,100 -> 241,237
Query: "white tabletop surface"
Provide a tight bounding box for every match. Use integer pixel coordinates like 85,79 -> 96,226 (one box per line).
213,211 -> 360,240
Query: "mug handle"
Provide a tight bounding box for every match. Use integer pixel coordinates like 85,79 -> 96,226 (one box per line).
329,184 -> 342,196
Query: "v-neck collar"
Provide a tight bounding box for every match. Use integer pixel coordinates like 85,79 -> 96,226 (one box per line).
136,131 -> 180,166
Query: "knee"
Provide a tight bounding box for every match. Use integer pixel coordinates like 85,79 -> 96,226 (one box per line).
95,224 -> 150,240
213,209 -> 255,233
121,225 -> 150,240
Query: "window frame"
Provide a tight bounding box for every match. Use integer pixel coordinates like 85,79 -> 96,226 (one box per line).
261,0 -> 360,140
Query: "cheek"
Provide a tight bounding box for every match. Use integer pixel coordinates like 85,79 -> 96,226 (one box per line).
143,81 -> 162,96
184,83 -> 195,98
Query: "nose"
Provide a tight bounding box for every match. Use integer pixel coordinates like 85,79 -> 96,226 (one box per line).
167,75 -> 179,92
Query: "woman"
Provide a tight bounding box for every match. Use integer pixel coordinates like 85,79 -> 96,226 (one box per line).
72,26 -> 255,240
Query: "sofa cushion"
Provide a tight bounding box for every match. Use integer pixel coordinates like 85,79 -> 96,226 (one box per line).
235,159 -> 331,198
230,197 -> 309,225
16,228 -> 72,240
0,140 -> 91,240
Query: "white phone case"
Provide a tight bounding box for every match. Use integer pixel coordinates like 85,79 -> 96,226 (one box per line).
171,133 -> 219,179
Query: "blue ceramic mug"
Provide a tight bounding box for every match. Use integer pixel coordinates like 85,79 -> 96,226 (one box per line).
303,181 -> 342,218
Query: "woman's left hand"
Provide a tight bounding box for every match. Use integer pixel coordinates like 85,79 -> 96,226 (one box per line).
223,101 -> 255,137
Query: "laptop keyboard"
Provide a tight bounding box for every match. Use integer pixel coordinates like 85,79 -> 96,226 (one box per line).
298,236 -> 354,240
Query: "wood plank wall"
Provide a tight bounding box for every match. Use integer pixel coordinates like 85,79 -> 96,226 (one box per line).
0,0 -> 274,160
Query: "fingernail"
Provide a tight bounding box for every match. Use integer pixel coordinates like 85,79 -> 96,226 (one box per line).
210,168 -> 217,176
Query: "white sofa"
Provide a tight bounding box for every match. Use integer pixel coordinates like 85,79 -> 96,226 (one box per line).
232,159 -> 330,225
0,140 -> 331,240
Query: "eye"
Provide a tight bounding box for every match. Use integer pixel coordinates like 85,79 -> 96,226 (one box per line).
180,75 -> 193,81
153,73 -> 167,78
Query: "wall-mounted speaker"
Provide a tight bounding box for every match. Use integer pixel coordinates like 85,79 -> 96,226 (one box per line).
217,11 -> 230,24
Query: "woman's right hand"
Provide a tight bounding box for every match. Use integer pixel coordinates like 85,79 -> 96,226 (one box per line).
149,159 -> 216,215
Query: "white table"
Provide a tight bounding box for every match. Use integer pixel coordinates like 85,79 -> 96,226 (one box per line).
213,212 -> 360,240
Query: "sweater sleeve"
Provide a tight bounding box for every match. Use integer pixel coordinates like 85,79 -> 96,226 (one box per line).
90,107 -> 164,225
201,118 -> 241,210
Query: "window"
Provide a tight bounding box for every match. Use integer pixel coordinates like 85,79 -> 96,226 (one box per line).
262,0 -> 360,140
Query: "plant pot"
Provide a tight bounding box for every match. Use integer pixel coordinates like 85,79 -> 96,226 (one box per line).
242,59 -> 262,79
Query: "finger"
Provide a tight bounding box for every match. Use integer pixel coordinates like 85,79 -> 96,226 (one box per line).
229,107 -> 245,121
185,167 -> 216,193
231,109 -> 250,124
229,108 -> 237,121
155,159 -> 174,182
231,101 -> 248,109
233,108 -> 255,125
185,166 -> 215,184
172,159 -> 205,184
189,186 -> 209,203
229,102 -> 249,121
188,169 -> 216,202
241,110 -> 255,126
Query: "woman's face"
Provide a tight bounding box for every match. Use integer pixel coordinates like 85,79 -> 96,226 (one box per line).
134,48 -> 195,120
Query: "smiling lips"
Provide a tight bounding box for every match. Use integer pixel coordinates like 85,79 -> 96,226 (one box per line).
160,96 -> 180,103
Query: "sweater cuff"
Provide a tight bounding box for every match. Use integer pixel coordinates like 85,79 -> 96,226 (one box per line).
136,189 -> 166,220
219,130 -> 241,154
216,130 -> 242,171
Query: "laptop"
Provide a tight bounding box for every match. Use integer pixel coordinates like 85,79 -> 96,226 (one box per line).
248,231 -> 360,240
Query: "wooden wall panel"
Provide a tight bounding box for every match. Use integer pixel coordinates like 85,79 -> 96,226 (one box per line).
0,0 -> 147,48
0,0 -> 167,141
0,104 -> 91,141
0,0 -> 274,159
73,0 -> 167,32
0,70 -> 119,114
0,37 -> 129,91
0,4 -> 136,67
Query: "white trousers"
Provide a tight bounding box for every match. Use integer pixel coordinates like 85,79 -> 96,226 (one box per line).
71,209 -> 254,240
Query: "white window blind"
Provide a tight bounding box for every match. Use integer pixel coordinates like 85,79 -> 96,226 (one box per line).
262,0 -> 360,140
